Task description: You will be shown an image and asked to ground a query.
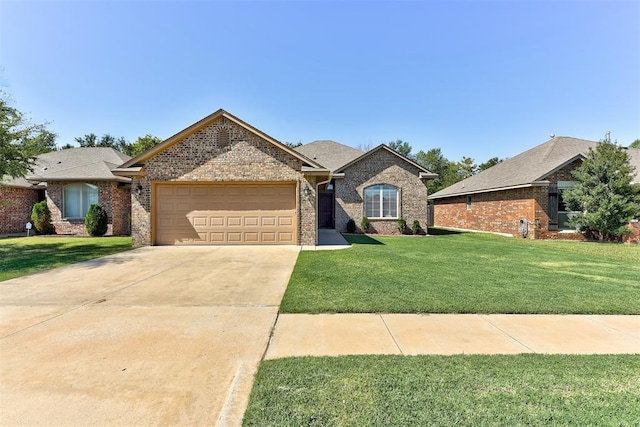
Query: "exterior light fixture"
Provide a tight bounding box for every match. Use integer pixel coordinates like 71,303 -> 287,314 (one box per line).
303,185 -> 311,197
136,184 -> 143,196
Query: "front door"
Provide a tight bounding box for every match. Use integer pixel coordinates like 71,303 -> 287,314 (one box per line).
318,191 -> 334,228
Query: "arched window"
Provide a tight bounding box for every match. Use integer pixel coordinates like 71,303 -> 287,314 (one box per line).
364,185 -> 398,218
64,183 -> 99,218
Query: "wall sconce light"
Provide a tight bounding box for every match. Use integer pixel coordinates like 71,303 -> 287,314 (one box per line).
303,185 -> 311,197
136,184 -> 143,196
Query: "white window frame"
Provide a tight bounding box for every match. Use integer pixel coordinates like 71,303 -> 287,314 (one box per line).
363,184 -> 399,219
63,183 -> 99,219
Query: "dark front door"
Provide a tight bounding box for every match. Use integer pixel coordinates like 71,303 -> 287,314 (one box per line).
318,191 -> 334,228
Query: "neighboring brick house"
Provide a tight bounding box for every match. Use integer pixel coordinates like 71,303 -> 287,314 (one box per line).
429,137 -> 640,242
296,141 -> 437,234
113,110 -> 437,247
1,148 -> 132,236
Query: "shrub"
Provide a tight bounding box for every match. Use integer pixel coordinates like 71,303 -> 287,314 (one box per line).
346,218 -> 356,233
30,200 -> 54,234
411,220 -> 421,235
85,204 -> 108,237
397,218 -> 406,234
360,216 -> 369,233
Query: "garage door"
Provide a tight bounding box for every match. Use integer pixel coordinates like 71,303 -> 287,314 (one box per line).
155,183 -> 297,245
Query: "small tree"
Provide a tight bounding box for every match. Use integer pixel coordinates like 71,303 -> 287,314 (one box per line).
30,200 -> 54,234
411,220 -> 421,235
397,218 -> 406,234
346,218 -> 356,233
563,141 -> 640,241
360,216 -> 370,233
85,204 -> 108,237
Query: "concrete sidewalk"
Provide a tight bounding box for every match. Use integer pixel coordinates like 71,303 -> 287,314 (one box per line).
265,314 -> 640,359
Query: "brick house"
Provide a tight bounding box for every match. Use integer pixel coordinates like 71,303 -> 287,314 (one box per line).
429,136 -> 640,241
0,148 -> 132,236
114,110 -> 436,247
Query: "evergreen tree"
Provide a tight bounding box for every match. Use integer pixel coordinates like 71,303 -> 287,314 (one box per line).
563,142 -> 640,241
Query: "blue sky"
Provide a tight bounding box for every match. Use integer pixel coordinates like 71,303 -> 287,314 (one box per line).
1,0 -> 638,163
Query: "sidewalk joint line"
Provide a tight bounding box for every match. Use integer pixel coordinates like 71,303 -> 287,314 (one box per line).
380,314 -> 404,355
582,315 -> 640,341
480,315 -> 536,354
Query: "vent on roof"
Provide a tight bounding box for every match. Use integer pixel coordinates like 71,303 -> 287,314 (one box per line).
217,128 -> 229,147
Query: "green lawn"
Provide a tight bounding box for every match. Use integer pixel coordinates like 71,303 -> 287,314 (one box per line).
244,354 -> 640,427
0,236 -> 133,281
280,231 -> 640,314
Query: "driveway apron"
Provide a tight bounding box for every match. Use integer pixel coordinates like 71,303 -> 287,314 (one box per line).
0,245 -> 299,426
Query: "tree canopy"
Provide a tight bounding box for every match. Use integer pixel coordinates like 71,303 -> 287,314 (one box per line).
388,139 -> 412,157
630,139 -> 640,149
1,95 -> 57,179
563,141 -> 640,241
69,133 -> 162,157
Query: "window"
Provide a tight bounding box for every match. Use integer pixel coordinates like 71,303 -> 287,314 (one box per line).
64,183 -> 99,218
549,181 -> 578,231
466,196 -> 472,210
364,185 -> 398,218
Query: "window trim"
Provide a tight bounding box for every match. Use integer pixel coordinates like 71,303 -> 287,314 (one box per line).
363,184 -> 400,219
63,183 -> 99,219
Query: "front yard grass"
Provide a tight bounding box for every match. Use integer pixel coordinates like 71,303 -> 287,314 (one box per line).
243,354 -> 640,426
0,236 -> 132,281
280,231 -> 640,314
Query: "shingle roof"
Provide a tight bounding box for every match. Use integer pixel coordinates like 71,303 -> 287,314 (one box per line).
429,136 -> 640,199
294,140 -> 364,172
1,147 -> 131,187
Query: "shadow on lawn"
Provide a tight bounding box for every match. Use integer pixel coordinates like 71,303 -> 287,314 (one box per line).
428,227 -> 463,236
343,234 -> 385,245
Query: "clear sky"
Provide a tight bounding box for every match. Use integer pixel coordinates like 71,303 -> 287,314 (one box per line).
1,0 -> 638,163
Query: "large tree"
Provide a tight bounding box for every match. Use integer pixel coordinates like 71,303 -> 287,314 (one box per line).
630,139 -> 640,149
563,142 -> 640,241
124,134 -> 162,157
1,96 -> 56,179
415,148 -> 456,194
388,139 -> 412,157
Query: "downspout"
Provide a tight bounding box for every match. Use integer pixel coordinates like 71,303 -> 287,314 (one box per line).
315,174 -> 333,245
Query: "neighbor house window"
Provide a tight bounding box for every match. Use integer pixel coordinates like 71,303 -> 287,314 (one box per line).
548,181 -> 578,231
466,196 -> 472,210
64,183 -> 99,218
364,184 -> 398,218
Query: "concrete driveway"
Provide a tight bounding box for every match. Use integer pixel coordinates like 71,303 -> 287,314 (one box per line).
0,245 -> 299,426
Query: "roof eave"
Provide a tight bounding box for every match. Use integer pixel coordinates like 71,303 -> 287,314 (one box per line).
112,167 -> 145,177
429,181 -> 550,200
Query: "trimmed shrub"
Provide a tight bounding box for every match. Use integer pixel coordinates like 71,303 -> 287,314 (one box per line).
346,218 -> 356,233
85,204 -> 108,237
397,218 -> 406,234
411,219 -> 422,235
360,216 -> 369,233
31,200 -> 54,234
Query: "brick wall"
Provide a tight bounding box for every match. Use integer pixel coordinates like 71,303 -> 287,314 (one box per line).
432,160 -> 591,240
46,181 -> 130,236
335,148 -> 428,234
132,116 -> 316,247
0,186 -> 39,234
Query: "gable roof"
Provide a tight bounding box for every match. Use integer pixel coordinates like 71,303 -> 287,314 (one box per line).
429,136 -> 640,199
119,109 -> 324,170
1,147 -> 132,188
335,144 -> 437,177
294,140 -> 364,172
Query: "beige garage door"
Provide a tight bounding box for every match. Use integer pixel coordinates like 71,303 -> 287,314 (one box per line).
155,183 -> 297,245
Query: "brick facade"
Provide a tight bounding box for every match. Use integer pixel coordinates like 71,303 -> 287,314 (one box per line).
335,148 -> 428,234
131,116 -> 317,247
46,181 -> 130,236
0,187 -> 39,234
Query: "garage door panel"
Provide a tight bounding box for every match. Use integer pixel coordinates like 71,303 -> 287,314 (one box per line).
155,183 -> 296,245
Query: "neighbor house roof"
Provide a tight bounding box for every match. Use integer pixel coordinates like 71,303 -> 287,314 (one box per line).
429,136 -> 640,199
1,147 -> 132,188
118,109 -> 325,172
294,140 -> 364,172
